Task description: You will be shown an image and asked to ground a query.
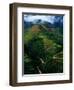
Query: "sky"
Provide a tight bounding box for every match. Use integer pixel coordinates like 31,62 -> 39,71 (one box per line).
24,14 -> 63,25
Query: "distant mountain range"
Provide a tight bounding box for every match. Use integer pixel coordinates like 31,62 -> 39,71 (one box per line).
24,19 -> 63,29
24,15 -> 63,29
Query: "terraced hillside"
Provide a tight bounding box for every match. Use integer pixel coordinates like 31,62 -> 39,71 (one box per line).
24,16 -> 63,74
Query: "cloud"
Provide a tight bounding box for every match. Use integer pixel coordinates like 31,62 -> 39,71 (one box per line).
24,15 -> 55,24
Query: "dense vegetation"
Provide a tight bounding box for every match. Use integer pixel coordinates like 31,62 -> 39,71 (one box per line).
24,15 -> 63,74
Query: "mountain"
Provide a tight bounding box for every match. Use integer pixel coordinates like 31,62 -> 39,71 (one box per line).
24,17 -> 63,30
24,21 -> 33,29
